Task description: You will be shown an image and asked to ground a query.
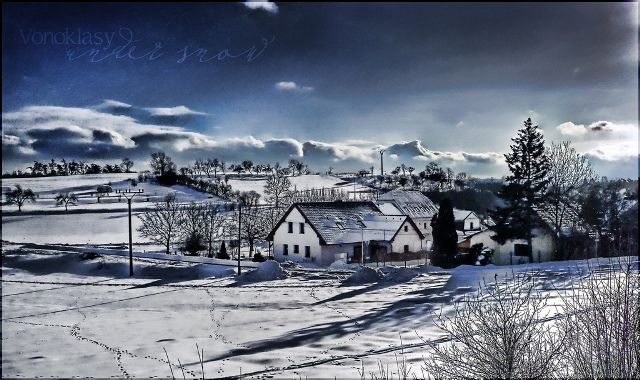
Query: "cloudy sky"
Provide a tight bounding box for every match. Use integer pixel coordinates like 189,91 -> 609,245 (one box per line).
2,2 -> 638,177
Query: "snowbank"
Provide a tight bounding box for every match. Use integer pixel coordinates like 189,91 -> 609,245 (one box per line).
2,251 -> 236,280
341,266 -> 384,285
380,266 -> 421,283
236,260 -> 289,282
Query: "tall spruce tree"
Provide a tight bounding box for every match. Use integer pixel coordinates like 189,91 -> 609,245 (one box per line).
431,198 -> 458,268
489,118 -> 550,260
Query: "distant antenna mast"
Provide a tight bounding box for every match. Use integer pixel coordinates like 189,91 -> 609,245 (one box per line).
379,149 -> 386,176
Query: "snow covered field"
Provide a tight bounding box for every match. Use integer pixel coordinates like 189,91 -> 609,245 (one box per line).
3,244 -> 632,379
225,174 -> 371,202
2,174 -> 367,245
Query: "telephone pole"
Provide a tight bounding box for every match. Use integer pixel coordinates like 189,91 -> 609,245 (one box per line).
237,203 -> 242,276
115,189 -> 144,276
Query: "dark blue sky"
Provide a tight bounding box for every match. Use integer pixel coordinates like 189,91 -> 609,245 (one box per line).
2,2 -> 638,177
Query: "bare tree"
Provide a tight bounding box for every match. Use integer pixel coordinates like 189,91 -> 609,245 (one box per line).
137,194 -> 184,255
95,185 -> 112,203
264,172 -> 291,209
55,192 -> 78,211
150,152 -> 176,176
557,259 -> 639,378
546,141 -> 595,257
5,185 -> 36,212
180,202 -> 208,255
121,157 -> 134,173
202,203 -> 230,257
423,274 -> 565,378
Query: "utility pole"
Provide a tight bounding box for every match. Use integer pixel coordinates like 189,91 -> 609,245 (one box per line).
379,149 -> 386,176
237,202 -> 242,276
361,224 -> 364,265
115,188 -> 144,276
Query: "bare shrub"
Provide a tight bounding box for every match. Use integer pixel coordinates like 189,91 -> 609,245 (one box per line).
422,274 -> 565,378
557,258 -> 639,378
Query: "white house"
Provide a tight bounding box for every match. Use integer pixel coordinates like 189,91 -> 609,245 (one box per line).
453,209 -> 482,232
457,227 -> 556,265
266,201 -> 425,265
375,190 -> 438,250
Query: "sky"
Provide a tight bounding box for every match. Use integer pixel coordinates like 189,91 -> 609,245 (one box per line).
2,2 -> 638,178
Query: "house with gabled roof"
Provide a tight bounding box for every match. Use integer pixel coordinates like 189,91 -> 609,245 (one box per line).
456,205 -> 589,265
266,201 -> 425,265
374,190 -> 438,250
453,209 -> 483,232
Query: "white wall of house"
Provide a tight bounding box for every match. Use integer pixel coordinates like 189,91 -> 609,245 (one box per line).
466,228 -> 555,265
413,217 -> 433,248
463,214 -> 481,231
390,220 -> 424,253
272,207 -> 323,264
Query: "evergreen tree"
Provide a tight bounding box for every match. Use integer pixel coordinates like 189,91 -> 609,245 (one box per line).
431,198 -> 458,268
218,241 -> 230,259
489,118 -> 550,260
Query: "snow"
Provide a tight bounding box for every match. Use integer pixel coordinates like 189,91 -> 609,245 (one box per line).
2,246 -> 636,378
224,174 -> 371,203
236,260 -> 288,282
341,266 -> 384,285
3,174 -> 637,378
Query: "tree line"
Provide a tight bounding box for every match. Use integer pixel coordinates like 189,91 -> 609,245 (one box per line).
3,158 -> 134,178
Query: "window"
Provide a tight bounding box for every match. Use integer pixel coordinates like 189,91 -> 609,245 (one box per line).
470,222 -> 474,230
294,245 -> 299,254
305,246 -> 311,258
514,244 -> 529,257
404,244 -> 409,253
287,222 -> 293,233
424,223 -> 427,229
283,244 -> 289,255
404,225 -> 408,232
299,223 -> 305,234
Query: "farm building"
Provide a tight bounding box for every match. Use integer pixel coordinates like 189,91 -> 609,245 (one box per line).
266,201 -> 425,265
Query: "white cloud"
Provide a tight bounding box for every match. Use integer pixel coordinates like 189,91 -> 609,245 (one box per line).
557,121 -> 588,136
556,120 -> 639,163
275,81 -> 314,93
94,99 -> 132,110
0,103 -> 515,173
456,121 -> 465,128
144,105 -> 207,117
242,1 -> 278,13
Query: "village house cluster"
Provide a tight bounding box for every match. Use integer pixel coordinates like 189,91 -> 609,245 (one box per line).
266,189 -> 564,266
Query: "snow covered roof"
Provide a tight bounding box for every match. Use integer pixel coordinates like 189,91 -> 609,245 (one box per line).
374,201 -> 403,215
327,214 -> 415,244
534,204 -> 589,236
457,229 -> 487,243
376,190 -> 438,218
453,209 -> 478,222
267,201 -> 424,244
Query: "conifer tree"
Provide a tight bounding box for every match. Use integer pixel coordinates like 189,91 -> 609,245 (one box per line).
489,118 -> 550,259
431,198 -> 458,268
